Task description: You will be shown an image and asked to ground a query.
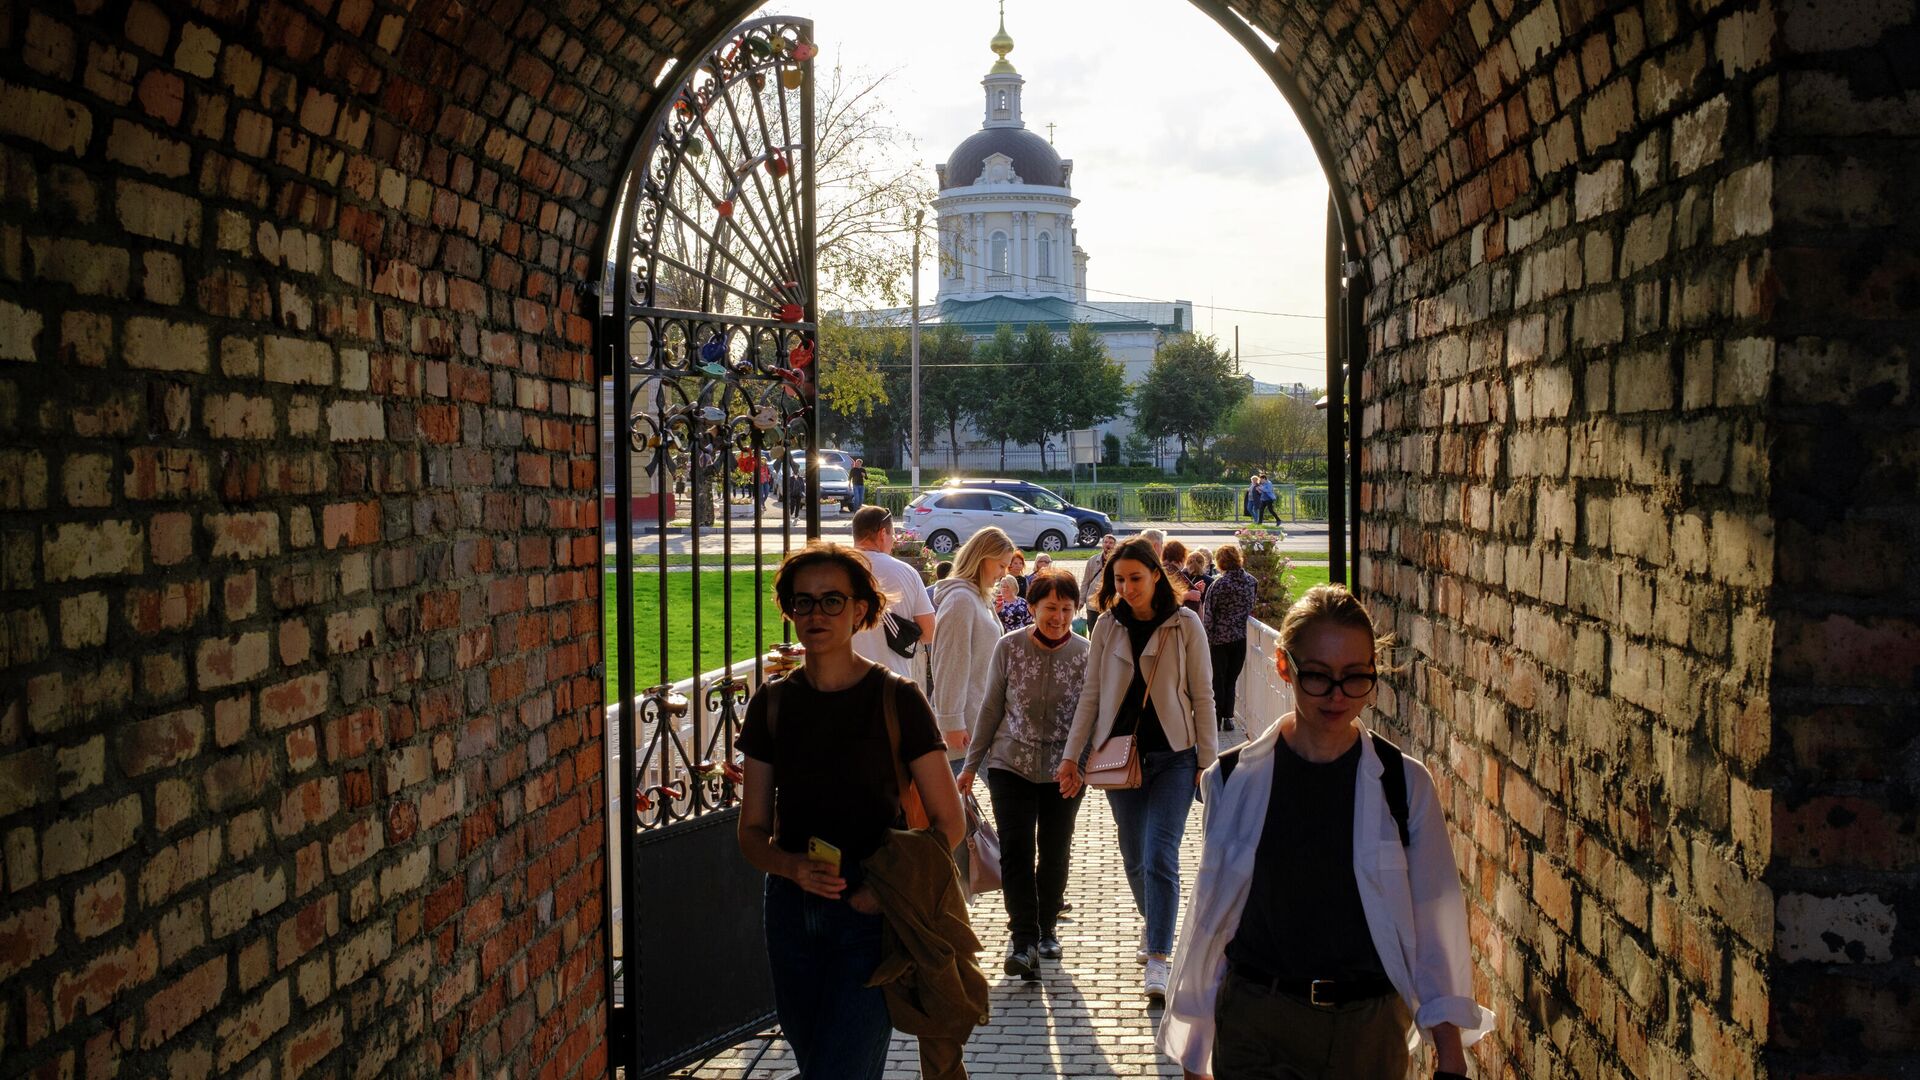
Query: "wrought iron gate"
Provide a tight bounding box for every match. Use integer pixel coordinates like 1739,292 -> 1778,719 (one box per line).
601,16 -> 818,1077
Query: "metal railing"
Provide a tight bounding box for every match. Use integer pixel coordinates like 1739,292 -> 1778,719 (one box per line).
1235,616 -> 1295,738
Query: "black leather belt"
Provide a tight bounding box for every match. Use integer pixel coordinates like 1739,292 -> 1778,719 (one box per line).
1228,964 -> 1395,1007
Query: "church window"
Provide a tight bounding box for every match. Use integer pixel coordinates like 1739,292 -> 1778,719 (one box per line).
996,90 -> 1008,113
1037,232 -> 1052,277
990,231 -> 1009,274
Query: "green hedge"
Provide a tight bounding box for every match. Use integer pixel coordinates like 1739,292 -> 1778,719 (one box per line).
1186,484 -> 1237,520
1137,483 -> 1177,518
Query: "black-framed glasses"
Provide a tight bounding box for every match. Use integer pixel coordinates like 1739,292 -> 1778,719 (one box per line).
785,592 -> 851,617
1283,650 -> 1377,698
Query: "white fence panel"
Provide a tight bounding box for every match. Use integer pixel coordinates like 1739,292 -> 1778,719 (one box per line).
1236,616 -> 1294,737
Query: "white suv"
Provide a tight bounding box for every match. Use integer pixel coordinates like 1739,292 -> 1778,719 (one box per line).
907,488 -> 1078,555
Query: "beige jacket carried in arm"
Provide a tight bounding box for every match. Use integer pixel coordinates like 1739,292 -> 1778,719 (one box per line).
1062,606 -> 1218,769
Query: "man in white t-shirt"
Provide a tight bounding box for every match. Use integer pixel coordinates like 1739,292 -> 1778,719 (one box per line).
849,505 -> 936,681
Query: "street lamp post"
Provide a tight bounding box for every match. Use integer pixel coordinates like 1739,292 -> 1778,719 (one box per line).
910,208 -> 924,494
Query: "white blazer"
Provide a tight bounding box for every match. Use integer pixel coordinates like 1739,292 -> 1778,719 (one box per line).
1157,720 -> 1495,1072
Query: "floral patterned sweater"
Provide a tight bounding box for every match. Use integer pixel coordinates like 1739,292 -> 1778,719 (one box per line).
962,628 -> 1091,784
1199,568 -> 1258,644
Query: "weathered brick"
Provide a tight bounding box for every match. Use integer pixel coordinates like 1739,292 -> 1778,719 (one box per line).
71,870 -> 126,940
213,976 -> 287,1070
52,931 -> 158,1029
125,317 -> 209,372
118,707 -> 204,776
195,632 -> 269,690
0,896 -> 60,983
42,519 -> 143,582
209,866 -> 286,940
206,511 -> 280,560
41,794 -> 141,880
263,336 -> 333,385
141,954 -> 226,1049
259,672 -> 328,730
0,82 -> 93,155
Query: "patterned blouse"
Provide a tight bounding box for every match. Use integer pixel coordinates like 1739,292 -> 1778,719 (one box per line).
963,630 -> 1092,783
998,597 -> 1033,632
1200,568 -> 1258,643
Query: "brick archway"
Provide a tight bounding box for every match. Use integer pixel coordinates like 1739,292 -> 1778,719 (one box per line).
0,2 -> 1912,1079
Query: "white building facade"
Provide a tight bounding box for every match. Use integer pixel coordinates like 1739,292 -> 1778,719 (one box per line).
857,13 -> 1193,471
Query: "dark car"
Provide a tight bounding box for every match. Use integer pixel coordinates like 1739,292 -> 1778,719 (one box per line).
940,478 -> 1112,547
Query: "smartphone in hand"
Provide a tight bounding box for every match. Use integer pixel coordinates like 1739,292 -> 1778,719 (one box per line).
806,836 -> 841,875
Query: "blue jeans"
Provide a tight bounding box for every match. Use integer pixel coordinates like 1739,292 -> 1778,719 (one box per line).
850,483 -> 866,509
1105,747 -> 1198,956
763,875 -> 892,1079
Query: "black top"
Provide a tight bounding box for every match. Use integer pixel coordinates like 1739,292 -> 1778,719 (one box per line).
1225,737 -> 1387,980
737,666 -> 943,877
848,466 -> 867,485
1114,605 -> 1174,755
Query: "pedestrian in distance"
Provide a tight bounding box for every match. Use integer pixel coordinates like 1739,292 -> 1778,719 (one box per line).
1081,533 -> 1118,624
1162,541 -> 1200,614
1183,551 -> 1211,610
1159,584 -> 1493,1080
736,543 -> 967,1080
848,457 -> 868,510
959,569 -> 1091,981
1244,474 -> 1263,522
1198,543 -> 1257,733
1257,474 -> 1280,526
1057,537 -> 1217,1002
1007,550 -> 1029,599
849,506 -> 936,683
1028,551 -> 1053,594
1140,529 -> 1167,561
995,575 -> 1033,632
785,469 -> 805,525
930,527 -> 1016,760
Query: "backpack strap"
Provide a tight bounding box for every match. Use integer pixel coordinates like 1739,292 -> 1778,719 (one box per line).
1371,732 -> 1412,847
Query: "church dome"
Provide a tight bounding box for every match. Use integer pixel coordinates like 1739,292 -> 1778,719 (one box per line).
943,127 -> 1064,189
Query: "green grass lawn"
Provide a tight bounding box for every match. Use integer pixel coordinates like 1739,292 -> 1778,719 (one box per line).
602,569 -> 786,701
602,558 -> 1334,701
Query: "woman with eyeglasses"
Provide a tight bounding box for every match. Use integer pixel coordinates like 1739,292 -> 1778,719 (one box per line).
737,542 -> 966,1079
1158,585 -> 1492,1080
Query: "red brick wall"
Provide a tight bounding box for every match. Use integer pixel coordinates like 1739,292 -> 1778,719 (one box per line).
3,1 -> 1912,1078
0,0 -> 723,1074
1762,0 -> 1920,1074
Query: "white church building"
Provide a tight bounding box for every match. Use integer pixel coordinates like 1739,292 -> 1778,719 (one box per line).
852,11 -> 1196,469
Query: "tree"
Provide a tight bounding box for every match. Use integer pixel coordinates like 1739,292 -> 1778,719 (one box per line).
970,325 -> 1024,469
1133,333 -> 1249,461
1050,322 -> 1130,466
917,323 -> 980,469
1217,392 -> 1322,477
810,63 -> 936,309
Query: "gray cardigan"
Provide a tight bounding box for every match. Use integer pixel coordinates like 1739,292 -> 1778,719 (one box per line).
964,628 -> 1091,783
929,576 -> 1001,737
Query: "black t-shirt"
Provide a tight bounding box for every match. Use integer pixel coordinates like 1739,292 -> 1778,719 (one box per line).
737,665 -> 943,875
1225,736 -> 1387,980
848,466 -> 867,485
1115,605 -> 1174,755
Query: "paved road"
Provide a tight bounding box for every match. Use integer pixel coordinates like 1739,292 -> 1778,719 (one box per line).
604,507 -> 1331,557
682,726 -> 1249,1078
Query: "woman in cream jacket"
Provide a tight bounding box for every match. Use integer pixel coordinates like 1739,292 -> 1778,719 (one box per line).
1057,536 -> 1216,1000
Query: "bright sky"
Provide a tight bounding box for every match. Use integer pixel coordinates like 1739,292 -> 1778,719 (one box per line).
755,0 -> 1333,389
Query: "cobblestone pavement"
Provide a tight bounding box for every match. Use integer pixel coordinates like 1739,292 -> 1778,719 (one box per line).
684,728 -> 1246,1079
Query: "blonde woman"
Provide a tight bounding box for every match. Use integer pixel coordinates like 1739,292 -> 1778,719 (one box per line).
1058,537 -> 1216,1001
930,527 -> 1015,756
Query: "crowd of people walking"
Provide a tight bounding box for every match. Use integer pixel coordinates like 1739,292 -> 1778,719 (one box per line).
734,523 -> 1492,1079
